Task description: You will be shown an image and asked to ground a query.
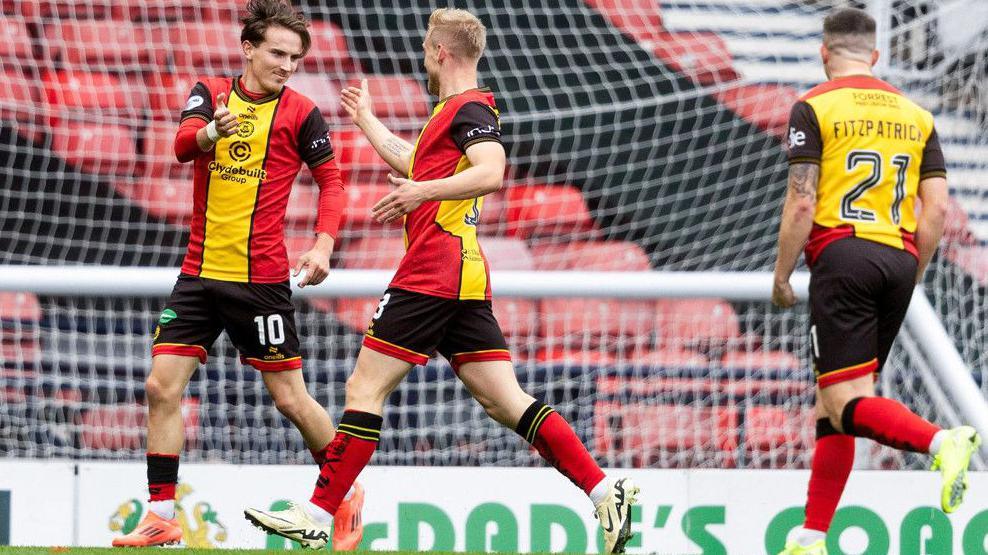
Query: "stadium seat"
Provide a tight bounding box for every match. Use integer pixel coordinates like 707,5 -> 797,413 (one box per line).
339,183 -> 401,233
594,402 -> 738,467
0,15 -> 35,67
50,122 -> 138,176
720,350 -> 803,372
199,0 -> 242,21
654,298 -> 741,350
332,129 -> 395,185
535,347 -> 616,365
285,184 -> 319,230
483,237 -> 537,341
302,21 -> 354,74
482,236 -> 535,270
334,237 -> 405,331
358,75 -> 431,121
288,74 -> 343,120
18,0 -> 113,19
715,84 -> 799,139
144,73 -> 198,122
0,292 -> 42,325
44,19 -> 152,72
585,0 -> 662,44
539,297 -> 655,350
81,399 -> 199,451
41,70 -> 147,126
0,69 -> 45,144
743,405 -> 814,467
159,22 -> 244,74
112,0 -> 204,22
141,125 -> 191,179
531,240 -> 650,271
503,184 -> 595,240
627,347 -> 709,367
650,32 -> 740,85
114,178 -> 191,223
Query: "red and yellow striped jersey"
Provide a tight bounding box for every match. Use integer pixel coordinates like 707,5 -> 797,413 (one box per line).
390,88 -> 502,300
177,77 -> 338,283
786,75 -> 946,266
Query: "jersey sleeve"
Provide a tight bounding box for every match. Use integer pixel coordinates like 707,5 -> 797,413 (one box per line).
786,101 -> 823,165
450,102 -> 502,153
919,125 -> 947,179
180,82 -> 214,123
297,106 -> 335,168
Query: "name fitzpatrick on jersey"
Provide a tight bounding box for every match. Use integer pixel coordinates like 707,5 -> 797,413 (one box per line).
208,161 -> 267,183
832,119 -> 924,142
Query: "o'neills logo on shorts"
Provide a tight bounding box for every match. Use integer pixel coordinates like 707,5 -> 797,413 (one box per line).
208,161 -> 267,184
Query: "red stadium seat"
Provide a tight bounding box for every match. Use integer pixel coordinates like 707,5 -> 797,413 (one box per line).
594,402 -> 738,467
81,399 -> 199,451
477,190 -> 506,235
50,122 -> 138,176
483,237 -> 536,341
0,15 -> 34,67
715,84 -> 799,139
531,240 -> 650,271
302,21 -> 354,74
285,184 -> 319,230
335,237 -> 405,331
199,0 -> 242,21
0,69 -> 44,144
540,297 -> 655,349
585,0 -> 662,44
651,32 -> 739,85
482,236 -> 534,270
287,74 -> 343,121
628,347 -> 709,367
339,183 -> 400,232
654,298 -> 741,349
140,125 -> 190,179
159,22 -> 243,74
504,184 -> 595,240
0,292 -> 42,324
743,405 -> 815,467
18,0 -> 113,19
357,75 -> 431,121
333,129 -> 395,185
44,19 -> 152,71
535,347 -> 617,365
114,178 -> 191,223
144,73 -> 199,122
42,70 -> 146,125
113,0 -> 204,21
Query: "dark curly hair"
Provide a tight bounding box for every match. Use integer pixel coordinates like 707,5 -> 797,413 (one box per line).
240,0 -> 311,56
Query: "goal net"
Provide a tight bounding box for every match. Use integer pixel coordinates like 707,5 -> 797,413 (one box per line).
0,0 -> 985,470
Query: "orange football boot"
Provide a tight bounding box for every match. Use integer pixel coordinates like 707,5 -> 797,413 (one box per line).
332,482 -> 365,551
111,511 -> 182,547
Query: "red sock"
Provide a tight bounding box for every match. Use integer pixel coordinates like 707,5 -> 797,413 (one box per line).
147,452 -> 179,502
310,410 -> 382,514
804,419 -> 854,532
843,397 -> 940,453
516,402 -> 606,494
310,442 -> 330,467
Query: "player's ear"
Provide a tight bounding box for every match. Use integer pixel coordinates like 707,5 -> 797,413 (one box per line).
242,40 -> 254,60
819,44 -> 828,65
870,49 -> 880,67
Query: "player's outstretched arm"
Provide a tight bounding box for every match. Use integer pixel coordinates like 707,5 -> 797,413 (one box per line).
294,232 -> 335,288
772,162 -> 819,308
371,141 -> 505,224
341,79 -> 414,176
914,176 -> 948,283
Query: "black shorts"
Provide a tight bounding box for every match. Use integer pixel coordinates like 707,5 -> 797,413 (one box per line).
809,238 -> 917,388
361,288 -> 511,370
152,274 -> 302,371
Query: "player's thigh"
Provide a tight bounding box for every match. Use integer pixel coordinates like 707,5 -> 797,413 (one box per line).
876,248 -> 918,368
210,279 -> 303,372
360,288 -> 455,367
152,274 -> 223,365
436,300 -> 512,373
458,360 -> 534,422
147,354 -> 200,402
818,374 -> 876,422
261,368 -> 310,405
809,240 -> 882,389
347,345 -> 416,407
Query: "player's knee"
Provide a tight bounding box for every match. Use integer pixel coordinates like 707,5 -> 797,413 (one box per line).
145,375 -> 179,408
271,392 -> 304,422
344,373 -> 380,406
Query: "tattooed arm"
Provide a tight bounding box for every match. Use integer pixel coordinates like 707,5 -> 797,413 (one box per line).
340,79 -> 415,176
772,163 -> 820,307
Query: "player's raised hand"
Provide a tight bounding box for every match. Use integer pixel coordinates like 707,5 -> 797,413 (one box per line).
293,247 -> 331,288
372,174 -> 427,223
213,92 -> 239,138
340,78 -> 372,125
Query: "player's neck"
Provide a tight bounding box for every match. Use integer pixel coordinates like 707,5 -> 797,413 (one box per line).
240,71 -> 279,98
438,71 -> 479,100
827,62 -> 874,81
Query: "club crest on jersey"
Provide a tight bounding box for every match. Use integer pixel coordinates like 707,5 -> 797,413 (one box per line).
237,121 -> 255,138
229,142 -> 251,162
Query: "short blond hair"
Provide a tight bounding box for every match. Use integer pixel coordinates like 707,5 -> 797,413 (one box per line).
428,8 -> 486,60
